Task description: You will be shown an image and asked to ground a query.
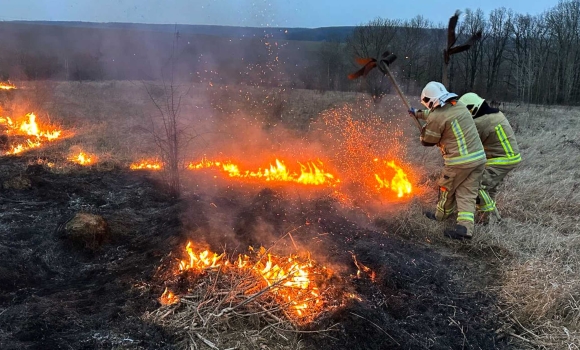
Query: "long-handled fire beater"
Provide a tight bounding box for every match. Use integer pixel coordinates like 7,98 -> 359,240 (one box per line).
348,51 -> 423,133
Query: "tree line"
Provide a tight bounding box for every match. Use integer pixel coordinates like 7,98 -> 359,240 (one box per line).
307,0 -> 580,105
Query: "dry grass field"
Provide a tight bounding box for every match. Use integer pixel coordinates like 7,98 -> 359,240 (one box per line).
399,102 -> 580,349
1,80 -> 578,349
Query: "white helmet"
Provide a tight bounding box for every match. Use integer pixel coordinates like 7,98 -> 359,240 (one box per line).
458,92 -> 485,116
420,81 -> 458,110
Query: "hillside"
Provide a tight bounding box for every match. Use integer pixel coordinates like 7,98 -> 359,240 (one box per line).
7,20 -> 356,42
0,21 -> 329,82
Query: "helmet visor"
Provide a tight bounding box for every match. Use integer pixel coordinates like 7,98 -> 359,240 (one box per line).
465,104 -> 479,116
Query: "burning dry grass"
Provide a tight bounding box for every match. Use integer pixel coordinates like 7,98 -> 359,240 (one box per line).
0,112 -> 64,155
146,243 -> 344,350
0,81 -> 17,90
130,159 -> 163,170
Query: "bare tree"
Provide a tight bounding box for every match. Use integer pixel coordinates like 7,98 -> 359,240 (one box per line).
509,14 -> 547,104
483,8 -> 514,97
315,39 -> 349,91
396,16 -> 433,93
545,0 -> 580,104
455,9 -> 487,92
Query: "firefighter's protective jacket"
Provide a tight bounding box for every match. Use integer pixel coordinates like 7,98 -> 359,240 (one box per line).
418,101 -> 486,168
473,111 -> 521,166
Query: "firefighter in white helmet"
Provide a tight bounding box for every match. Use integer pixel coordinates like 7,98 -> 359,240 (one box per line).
458,92 -> 521,223
408,82 -> 486,239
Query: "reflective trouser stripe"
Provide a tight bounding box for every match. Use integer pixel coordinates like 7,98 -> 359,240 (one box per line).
495,125 -> 515,157
437,190 -> 448,214
457,211 -> 474,223
486,154 -> 521,166
451,120 -> 468,156
444,150 -> 486,166
478,189 -> 496,212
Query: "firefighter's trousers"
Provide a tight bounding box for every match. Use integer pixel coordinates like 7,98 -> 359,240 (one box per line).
476,164 -> 519,213
435,162 -> 485,235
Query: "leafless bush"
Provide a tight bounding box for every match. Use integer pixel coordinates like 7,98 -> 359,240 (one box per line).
142,29 -> 195,197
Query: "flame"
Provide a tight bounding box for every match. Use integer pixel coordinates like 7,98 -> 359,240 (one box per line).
348,293 -> 363,302
188,158 -> 338,186
374,160 -> 413,198
173,242 -> 328,321
18,113 -> 61,140
352,254 -> 376,282
69,151 -> 95,165
1,113 -> 62,155
252,250 -> 319,316
130,160 -> 163,170
179,241 -> 225,271
0,81 -> 16,90
159,287 -> 179,305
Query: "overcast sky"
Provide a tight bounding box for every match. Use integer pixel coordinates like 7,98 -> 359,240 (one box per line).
0,0 -> 560,28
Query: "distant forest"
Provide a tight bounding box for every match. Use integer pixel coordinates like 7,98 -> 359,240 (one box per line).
1,0 -> 579,105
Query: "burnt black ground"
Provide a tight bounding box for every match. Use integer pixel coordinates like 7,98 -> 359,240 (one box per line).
0,154 -> 510,350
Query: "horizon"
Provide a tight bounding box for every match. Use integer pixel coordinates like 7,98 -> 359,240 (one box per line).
4,19 -> 356,30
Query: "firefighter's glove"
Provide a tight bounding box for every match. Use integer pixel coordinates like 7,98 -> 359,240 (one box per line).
408,108 -> 417,118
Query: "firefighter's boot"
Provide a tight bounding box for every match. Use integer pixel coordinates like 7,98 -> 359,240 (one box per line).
444,224 -> 472,240
424,211 -> 437,221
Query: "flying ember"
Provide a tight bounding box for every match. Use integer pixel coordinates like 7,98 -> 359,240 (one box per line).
188,158 -> 338,186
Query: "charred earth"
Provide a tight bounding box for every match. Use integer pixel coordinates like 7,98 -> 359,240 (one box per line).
0,152 -> 508,350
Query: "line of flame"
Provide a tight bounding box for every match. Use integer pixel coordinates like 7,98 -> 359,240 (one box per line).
188,158 -> 338,186
130,160 -> 162,170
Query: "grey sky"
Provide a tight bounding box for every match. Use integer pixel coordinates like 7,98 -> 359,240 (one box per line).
0,0 -> 560,28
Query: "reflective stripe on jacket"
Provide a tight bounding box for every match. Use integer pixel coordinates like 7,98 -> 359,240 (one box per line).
420,101 -> 486,167
473,111 -> 521,166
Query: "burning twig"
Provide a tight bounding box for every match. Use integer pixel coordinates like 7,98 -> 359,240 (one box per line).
159,287 -> 180,305
351,253 -> 376,282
